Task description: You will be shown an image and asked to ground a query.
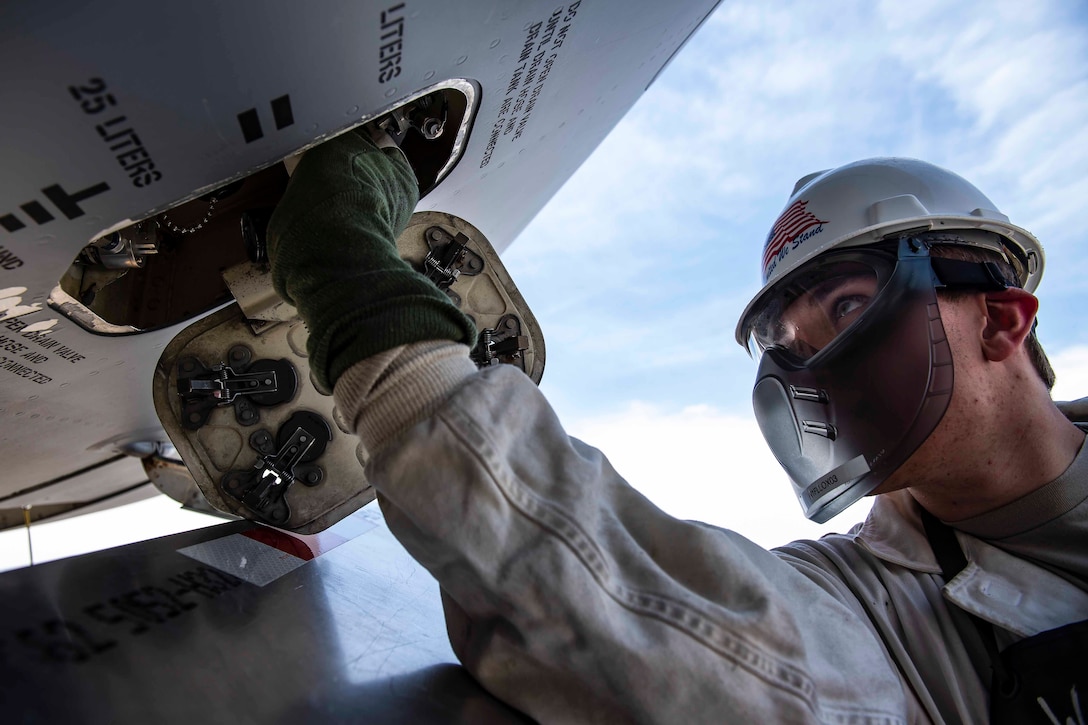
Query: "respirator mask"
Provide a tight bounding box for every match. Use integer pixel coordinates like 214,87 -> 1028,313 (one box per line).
738,236 -> 1018,522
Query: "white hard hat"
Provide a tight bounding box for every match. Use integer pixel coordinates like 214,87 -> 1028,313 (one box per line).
740,158 -> 1044,343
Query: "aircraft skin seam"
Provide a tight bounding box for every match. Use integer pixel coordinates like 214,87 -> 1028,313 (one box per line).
0,480 -> 157,533
0,453 -> 128,504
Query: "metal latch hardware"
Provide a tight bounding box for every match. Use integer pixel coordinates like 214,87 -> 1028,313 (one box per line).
472,314 -> 529,369
422,226 -> 484,291
221,411 -> 331,526
375,93 -> 449,144
177,345 -> 298,430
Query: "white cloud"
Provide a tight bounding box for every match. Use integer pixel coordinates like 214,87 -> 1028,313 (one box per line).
1052,345 -> 1088,404
507,0 -> 1088,417
562,402 -> 872,550
878,0 -> 1086,131
874,0 -> 1088,254
512,0 -> 1087,285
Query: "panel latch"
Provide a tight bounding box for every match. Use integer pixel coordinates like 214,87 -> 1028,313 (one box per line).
422,226 -> 484,290
221,411 -> 331,526
473,314 -> 529,367
176,345 -> 297,430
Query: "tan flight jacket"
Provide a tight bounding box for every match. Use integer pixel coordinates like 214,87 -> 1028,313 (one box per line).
334,341 -> 1088,724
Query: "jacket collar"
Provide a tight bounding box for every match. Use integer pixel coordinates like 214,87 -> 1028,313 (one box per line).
854,490 -> 940,573
854,490 -> 1088,638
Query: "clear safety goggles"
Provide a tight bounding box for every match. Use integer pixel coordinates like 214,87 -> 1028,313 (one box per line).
740,248 -> 898,362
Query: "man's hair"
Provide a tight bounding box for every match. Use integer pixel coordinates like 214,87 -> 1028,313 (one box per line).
930,242 -> 1056,391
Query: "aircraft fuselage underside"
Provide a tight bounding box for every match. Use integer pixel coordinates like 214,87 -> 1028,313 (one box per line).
0,0 -> 720,521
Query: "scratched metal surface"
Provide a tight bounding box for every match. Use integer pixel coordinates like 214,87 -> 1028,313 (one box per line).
0,505 -> 531,724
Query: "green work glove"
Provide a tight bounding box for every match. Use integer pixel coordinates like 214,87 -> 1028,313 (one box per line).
267,128 -> 476,391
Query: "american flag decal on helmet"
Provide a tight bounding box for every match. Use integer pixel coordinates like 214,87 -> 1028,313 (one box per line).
762,200 -> 829,273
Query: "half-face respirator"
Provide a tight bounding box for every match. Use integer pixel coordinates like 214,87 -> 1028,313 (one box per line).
739,237 -> 1017,522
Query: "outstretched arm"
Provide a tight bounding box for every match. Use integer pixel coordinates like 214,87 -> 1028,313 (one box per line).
266,131 -> 909,723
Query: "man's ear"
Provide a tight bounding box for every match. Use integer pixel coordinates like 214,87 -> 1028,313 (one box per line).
981,287 -> 1039,362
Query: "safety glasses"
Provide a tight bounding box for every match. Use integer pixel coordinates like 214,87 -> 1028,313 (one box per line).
739,247 -> 898,362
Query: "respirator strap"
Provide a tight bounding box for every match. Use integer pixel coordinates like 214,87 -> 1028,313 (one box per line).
930,258 -> 1016,291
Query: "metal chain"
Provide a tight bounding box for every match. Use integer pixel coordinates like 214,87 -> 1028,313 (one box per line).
160,195 -> 218,235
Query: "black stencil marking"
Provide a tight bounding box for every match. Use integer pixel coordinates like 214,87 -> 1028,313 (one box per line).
41,182 -> 111,220
271,94 -> 294,130
238,94 -> 295,143
1,181 -> 111,236
20,201 -> 54,224
237,108 -> 263,143
0,215 -> 25,233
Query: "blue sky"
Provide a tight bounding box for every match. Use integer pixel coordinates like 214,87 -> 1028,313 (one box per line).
3,0 -> 1085,569
502,0 -> 1088,545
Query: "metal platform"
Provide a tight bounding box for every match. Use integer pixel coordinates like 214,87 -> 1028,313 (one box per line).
0,504 -> 530,724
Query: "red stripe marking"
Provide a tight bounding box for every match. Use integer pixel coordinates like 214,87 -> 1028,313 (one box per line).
241,527 -> 350,561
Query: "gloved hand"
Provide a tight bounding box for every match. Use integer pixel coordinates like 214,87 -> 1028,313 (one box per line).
267,128 -> 476,391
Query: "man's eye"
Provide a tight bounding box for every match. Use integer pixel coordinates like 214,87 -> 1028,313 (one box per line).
834,296 -> 868,319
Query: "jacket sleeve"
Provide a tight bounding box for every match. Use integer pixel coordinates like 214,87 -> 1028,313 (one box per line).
334,346 -> 911,724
